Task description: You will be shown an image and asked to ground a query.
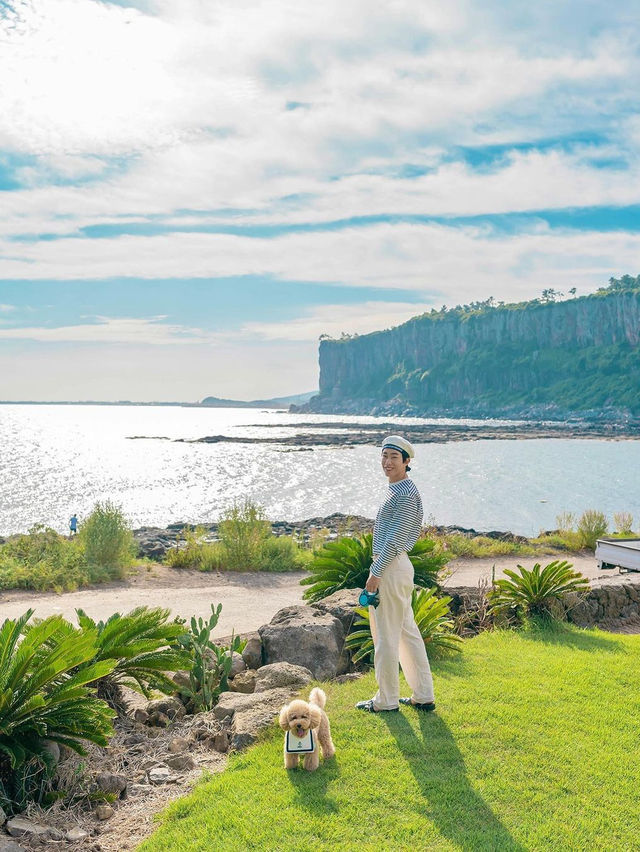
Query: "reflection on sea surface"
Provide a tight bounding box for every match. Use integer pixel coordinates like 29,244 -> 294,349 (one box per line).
1,405 -> 638,537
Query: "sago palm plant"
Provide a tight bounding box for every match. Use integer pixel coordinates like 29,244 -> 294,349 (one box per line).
301,533 -> 447,603
0,610 -> 116,811
30,607 -> 191,714
488,560 -> 589,619
345,587 -> 462,666
74,607 -> 191,713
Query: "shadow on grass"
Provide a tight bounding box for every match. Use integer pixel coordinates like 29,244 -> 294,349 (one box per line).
431,651 -> 473,679
285,756 -> 341,815
383,712 -> 526,852
517,621 -> 626,653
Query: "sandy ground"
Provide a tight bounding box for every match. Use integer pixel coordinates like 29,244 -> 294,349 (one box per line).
1,555 -> 638,634
0,566 -> 309,637
442,553 -> 621,588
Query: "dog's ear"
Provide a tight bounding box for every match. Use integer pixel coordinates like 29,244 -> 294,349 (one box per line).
309,705 -> 322,729
278,705 -> 291,730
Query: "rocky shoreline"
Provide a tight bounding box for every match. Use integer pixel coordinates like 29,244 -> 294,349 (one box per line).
126,419 -> 640,449
291,396 -> 640,427
133,514 -> 534,561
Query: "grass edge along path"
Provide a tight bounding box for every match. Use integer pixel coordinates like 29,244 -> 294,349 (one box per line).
139,626 -> 640,851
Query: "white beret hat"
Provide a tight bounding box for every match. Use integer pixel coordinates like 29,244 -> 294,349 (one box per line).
381,435 -> 415,458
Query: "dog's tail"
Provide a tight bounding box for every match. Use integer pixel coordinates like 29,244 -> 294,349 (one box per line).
309,687 -> 326,709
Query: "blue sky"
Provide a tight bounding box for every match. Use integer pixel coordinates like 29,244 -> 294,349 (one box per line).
0,0 -> 639,401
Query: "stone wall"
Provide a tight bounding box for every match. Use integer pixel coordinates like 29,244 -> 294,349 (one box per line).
446,581 -> 640,629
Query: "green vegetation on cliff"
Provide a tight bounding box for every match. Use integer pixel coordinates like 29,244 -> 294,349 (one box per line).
314,275 -> 640,416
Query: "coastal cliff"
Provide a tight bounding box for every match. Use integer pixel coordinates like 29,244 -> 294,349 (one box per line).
302,277 -> 640,420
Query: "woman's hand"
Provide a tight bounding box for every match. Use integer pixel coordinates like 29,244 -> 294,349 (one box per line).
365,574 -> 380,593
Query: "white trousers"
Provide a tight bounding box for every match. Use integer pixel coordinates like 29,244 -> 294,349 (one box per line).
370,552 -> 435,710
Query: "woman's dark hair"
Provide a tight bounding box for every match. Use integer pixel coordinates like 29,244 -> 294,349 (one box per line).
401,450 -> 411,472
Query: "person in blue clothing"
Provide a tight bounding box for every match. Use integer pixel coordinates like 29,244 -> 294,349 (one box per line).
69,514 -> 78,536
356,435 -> 436,714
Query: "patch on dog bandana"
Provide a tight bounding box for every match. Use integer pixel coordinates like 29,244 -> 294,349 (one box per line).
285,730 -> 315,753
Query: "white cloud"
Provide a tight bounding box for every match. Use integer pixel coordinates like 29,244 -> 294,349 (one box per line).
0,338 -> 316,401
0,315 -> 221,345
0,304 -> 16,311
0,221 -> 638,308
242,301 -> 433,341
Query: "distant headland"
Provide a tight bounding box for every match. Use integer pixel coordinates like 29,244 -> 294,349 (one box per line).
294,275 -> 640,424
0,391 -> 317,408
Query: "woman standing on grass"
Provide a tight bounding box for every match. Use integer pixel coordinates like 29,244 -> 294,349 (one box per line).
356,436 -> 436,714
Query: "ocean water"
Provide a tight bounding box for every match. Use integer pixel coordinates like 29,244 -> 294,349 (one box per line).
1,404 -> 639,538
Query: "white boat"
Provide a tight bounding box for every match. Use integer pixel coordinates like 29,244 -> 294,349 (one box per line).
595,538 -> 640,573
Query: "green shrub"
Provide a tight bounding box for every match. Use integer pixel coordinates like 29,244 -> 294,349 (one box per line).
301,533 -> 447,603
488,560 -> 590,620
531,531 -> 584,552
173,604 -> 242,712
216,500 -> 271,569
0,610 -> 115,813
435,533 -> 536,558
165,527 -> 224,572
166,513 -> 307,573
254,535 -> 309,572
78,501 -> 135,575
576,510 -> 609,550
345,587 -> 462,665
555,512 -> 577,533
0,526 -> 89,592
613,512 -> 634,535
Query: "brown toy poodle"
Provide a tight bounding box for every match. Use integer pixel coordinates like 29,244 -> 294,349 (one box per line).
278,687 -> 336,771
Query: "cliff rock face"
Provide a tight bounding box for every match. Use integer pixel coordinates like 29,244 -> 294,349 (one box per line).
311,289 -> 640,417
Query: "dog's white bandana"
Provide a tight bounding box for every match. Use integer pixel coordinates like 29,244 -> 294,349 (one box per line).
285,730 -> 315,753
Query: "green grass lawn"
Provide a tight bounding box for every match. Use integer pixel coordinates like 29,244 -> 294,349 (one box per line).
139,625 -> 640,851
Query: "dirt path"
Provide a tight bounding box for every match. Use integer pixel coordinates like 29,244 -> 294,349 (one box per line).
442,553 -> 613,587
0,565 -> 308,637
2,553 -> 635,635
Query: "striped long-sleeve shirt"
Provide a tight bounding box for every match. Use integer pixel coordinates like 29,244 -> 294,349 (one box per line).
371,477 -> 423,577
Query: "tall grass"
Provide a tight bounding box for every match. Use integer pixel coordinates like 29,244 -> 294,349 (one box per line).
576,509 -> 608,550
166,502 -> 309,572
613,512 -> 634,535
79,501 -> 135,577
165,527 -> 224,571
0,525 -> 88,592
217,499 -> 271,569
0,503 -> 136,592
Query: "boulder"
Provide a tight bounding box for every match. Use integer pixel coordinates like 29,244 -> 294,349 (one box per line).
6,817 -> 54,841
213,688 -> 293,721
168,736 -> 190,753
213,731 -> 231,753
166,753 -> 197,771
258,606 -> 345,680
172,670 -> 191,692
229,669 -> 257,693
0,841 -> 26,851
229,651 -> 246,678
95,805 -> 115,821
241,635 -> 263,669
232,706 -> 284,751
254,662 -> 312,693
148,766 -> 171,785
133,527 -> 177,561
42,740 -> 60,766
311,588 -> 361,635
65,827 -> 89,842
146,697 -> 186,722
94,772 -> 127,797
